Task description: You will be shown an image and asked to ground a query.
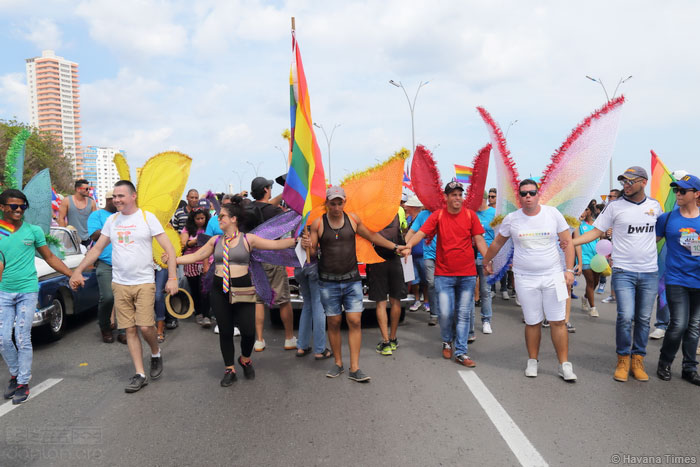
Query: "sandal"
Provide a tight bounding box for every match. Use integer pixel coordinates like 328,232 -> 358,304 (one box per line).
296,347 -> 312,357
315,349 -> 333,360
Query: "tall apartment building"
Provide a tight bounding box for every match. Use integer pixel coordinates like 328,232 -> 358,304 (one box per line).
83,146 -> 124,207
26,50 -> 82,177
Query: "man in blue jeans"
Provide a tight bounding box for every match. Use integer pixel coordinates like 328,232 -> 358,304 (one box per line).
406,207 -> 439,326
294,262 -> 330,359
575,166 -> 662,382
473,191 -> 495,338
402,182 -> 488,367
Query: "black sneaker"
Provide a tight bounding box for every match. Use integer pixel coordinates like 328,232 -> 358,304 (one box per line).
220,369 -> 237,387
150,356 -> 163,379
376,341 -> 392,356
542,319 -> 550,328
348,369 -> 371,382
12,384 -> 29,405
125,374 -> 148,393
238,356 -> 255,380
4,376 -> 18,399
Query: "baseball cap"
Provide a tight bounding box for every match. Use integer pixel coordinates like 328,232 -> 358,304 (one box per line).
105,190 -> 114,199
444,181 -> 464,194
670,174 -> 700,191
326,186 -> 346,200
405,195 -> 423,207
251,176 -> 274,192
197,199 -> 210,209
617,166 -> 648,181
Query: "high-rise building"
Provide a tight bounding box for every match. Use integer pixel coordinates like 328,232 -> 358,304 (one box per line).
83,146 -> 124,207
26,50 -> 82,177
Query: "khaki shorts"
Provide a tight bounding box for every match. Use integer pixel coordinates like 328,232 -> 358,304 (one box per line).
256,263 -> 291,306
112,282 -> 156,328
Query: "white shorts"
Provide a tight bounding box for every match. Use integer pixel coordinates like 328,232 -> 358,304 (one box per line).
514,272 -> 567,325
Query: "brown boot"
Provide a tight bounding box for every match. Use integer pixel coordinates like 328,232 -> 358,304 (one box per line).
630,354 -> 649,381
614,355 -> 630,382
156,321 -> 166,343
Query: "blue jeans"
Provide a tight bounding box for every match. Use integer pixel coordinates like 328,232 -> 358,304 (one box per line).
654,295 -> 670,330
411,256 -> 426,285
0,291 -> 39,385
612,268 -> 658,356
154,268 -> 168,322
471,264 -> 493,335
294,263 -> 326,354
659,284 -> 700,372
424,258 -> 438,318
434,275 -> 476,356
318,280 -> 363,316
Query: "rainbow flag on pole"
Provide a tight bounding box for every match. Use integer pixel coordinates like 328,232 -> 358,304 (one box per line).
651,150 -> 677,311
454,164 -> 473,184
282,27 -> 326,227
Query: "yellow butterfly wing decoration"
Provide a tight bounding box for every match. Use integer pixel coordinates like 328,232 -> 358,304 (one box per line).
339,149 -> 408,264
112,153 -> 131,181
136,151 -> 192,267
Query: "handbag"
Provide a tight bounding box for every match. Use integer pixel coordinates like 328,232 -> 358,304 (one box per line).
229,285 -> 257,304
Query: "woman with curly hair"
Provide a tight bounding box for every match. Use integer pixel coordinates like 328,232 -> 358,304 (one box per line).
180,207 -> 213,328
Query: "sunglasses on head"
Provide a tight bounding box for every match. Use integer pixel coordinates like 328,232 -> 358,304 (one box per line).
672,187 -> 697,195
447,181 -> 463,190
4,203 -> 28,211
519,190 -> 537,197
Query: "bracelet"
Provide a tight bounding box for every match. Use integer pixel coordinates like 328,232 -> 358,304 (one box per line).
565,269 -> 575,273
168,277 -> 178,281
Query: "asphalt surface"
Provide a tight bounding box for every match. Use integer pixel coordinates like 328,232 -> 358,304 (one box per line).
1,283 -> 699,467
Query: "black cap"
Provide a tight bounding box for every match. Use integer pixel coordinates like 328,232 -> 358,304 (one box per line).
444,180 -> 464,194
251,176 -> 274,192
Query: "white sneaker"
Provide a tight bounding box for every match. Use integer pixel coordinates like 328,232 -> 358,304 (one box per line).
589,307 -> 599,317
254,339 -> 266,351
581,296 -> 589,311
596,284 -> 605,294
214,325 -> 219,334
284,336 -> 297,350
558,361 -> 577,381
525,359 -> 538,377
409,300 -> 422,312
649,328 -> 666,340
482,322 -> 492,334
233,326 -> 240,337
502,291 -> 510,300
515,296 -> 521,306
601,296 -> 615,303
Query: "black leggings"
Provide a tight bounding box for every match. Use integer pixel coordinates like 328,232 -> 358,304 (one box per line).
210,275 -> 256,366
186,274 -> 211,318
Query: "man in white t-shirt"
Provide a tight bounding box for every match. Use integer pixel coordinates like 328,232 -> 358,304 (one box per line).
70,180 -> 179,393
574,166 -> 662,383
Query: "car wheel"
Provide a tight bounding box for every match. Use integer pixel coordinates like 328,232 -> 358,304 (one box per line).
46,296 -> 67,341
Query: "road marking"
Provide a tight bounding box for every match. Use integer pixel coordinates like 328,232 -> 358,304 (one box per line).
0,378 -> 63,418
459,371 -> 548,467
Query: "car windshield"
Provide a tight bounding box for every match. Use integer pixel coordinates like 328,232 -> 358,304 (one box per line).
50,228 -> 80,256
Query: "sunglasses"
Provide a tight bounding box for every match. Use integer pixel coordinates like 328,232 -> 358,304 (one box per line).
672,187 -> 697,195
619,178 -> 643,187
4,203 -> 28,211
446,181 -> 464,190
488,195 -> 497,198
519,190 -> 537,197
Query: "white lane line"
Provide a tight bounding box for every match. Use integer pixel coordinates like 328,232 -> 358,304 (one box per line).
459,371 -> 548,467
0,378 -> 63,418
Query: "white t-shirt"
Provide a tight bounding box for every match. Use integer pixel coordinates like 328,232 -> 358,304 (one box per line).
499,205 -> 570,276
101,209 -> 165,285
593,196 -> 662,273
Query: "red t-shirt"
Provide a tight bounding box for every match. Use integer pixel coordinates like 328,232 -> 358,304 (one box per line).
419,207 -> 484,276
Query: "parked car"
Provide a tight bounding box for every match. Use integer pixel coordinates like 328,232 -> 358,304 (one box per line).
270,264 -> 413,327
32,226 -> 99,340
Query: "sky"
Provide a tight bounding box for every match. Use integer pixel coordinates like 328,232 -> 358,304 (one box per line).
1,0 -> 698,198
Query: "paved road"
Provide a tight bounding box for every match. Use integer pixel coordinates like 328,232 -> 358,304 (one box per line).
1,284 -> 699,467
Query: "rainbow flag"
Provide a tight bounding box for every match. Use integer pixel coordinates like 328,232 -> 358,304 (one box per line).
454,165 -> 472,184
0,219 -> 16,237
282,30 -> 326,227
651,150 -> 677,311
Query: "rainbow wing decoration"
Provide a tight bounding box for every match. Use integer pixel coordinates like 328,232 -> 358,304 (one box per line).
282,30 -> 326,224
454,165 -> 473,184
464,144 -> 491,212
651,150 -> 677,311
410,145 -> 445,212
0,219 -> 16,237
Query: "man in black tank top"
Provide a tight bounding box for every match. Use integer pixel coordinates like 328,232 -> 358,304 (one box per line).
301,186 -> 403,383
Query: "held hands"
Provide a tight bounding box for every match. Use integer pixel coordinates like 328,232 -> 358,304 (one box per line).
397,245 -> 411,258
564,271 -> 574,287
161,252 -> 170,264
484,261 -> 494,276
574,264 -> 582,276
69,272 -> 85,290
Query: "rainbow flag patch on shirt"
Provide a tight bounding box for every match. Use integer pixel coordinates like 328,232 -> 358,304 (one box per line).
0,219 -> 16,237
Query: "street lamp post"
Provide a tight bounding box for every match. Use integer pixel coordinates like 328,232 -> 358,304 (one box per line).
274,145 -> 288,172
231,171 -> 243,193
313,122 -> 341,184
246,160 -> 262,177
389,79 -> 429,172
585,75 -> 633,190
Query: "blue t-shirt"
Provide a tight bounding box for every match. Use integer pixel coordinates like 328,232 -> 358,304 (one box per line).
410,210 -> 437,260
87,209 -> 114,265
579,221 -> 598,265
205,215 -> 223,236
476,207 -> 495,259
656,209 -> 700,288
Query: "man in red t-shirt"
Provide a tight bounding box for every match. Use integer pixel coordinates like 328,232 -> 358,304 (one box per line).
402,181 -> 487,367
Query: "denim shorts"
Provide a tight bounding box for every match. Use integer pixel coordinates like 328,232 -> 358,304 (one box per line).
318,280 -> 364,316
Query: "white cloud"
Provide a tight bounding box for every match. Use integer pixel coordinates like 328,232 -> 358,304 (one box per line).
217,123 -> 252,146
0,73 -> 28,121
15,17 -> 63,50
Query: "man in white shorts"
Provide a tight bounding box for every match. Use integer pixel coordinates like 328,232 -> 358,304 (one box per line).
70,180 -> 179,393
484,179 -> 577,381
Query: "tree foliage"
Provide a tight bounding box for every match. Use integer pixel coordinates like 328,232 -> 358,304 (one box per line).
0,119 -> 74,193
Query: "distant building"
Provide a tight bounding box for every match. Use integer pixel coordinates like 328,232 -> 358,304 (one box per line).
83,146 -> 124,207
25,50 -> 82,177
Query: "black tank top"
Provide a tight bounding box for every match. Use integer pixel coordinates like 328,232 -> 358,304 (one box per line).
318,213 -> 360,282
